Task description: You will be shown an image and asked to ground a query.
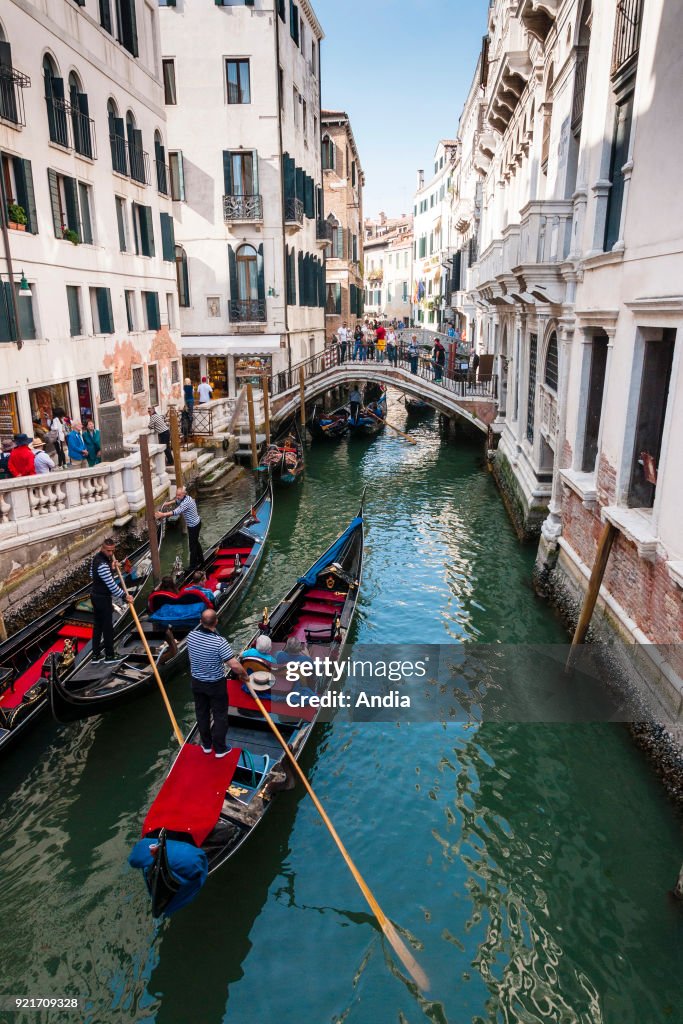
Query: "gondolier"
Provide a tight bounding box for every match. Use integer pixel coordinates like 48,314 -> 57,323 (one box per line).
156,486 -> 203,568
186,609 -> 248,757
91,538 -> 133,664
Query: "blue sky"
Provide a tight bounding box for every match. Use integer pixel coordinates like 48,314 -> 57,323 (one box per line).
314,0 -> 491,219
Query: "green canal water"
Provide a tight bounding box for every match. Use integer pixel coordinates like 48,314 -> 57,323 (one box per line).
1,391 -> 682,1024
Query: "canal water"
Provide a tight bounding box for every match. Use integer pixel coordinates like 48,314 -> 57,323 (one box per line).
1,391 -> 681,1024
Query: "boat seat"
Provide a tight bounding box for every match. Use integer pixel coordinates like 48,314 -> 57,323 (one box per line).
58,624 -> 94,640
305,589 -> 346,604
300,602 -> 337,618
214,567 -> 236,582
216,548 -> 253,557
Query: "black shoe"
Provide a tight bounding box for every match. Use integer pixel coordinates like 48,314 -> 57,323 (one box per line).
215,747 -> 233,759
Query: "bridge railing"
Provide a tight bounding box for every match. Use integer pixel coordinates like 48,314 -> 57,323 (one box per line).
268,345 -> 498,402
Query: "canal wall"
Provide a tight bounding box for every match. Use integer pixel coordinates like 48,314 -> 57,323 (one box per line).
491,449 -> 549,540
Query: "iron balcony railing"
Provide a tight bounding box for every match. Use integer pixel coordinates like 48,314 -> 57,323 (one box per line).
571,48 -> 588,132
316,219 -> 333,242
611,0 -> 642,78
110,136 -> 150,184
155,159 -> 169,196
46,96 -> 97,159
228,299 -> 267,323
0,63 -> 30,128
223,194 -> 263,222
165,406 -> 213,440
284,197 -> 304,225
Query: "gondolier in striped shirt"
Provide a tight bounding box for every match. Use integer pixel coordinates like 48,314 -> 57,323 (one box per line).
186,609 -> 248,757
90,538 -> 133,664
155,486 -> 203,569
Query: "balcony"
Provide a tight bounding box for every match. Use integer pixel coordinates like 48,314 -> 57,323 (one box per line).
0,63 -> 30,128
316,218 -> 333,247
109,135 -> 150,185
612,0 -> 642,79
284,197 -> 304,232
155,159 -> 169,196
487,49 -> 532,134
518,0 -> 559,44
228,299 -> 267,324
223,194 -> 264,223
539,382 -> 558,441
514,199 -> 573,304
46,97 -> 97,159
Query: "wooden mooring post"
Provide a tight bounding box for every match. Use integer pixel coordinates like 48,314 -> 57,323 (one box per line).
168,405 -> 184,489
138,433 -> 162,584
246,383 -> 258,470
565,520 -> 617,674
263,377 -> 271,446
299,366 -> 306,428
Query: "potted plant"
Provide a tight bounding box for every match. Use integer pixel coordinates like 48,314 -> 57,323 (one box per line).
8,203 -> 27,231
62,227 -> 80,245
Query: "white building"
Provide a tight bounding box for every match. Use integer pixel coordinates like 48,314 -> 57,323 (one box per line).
159,0 -> 326,397
0,0 -> 182,440
411,142 -> 457,330
363,212 -> 412,322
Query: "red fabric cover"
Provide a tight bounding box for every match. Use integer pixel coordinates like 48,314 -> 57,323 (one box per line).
300,602 -> 337,618
178,587 -> 215,606
305,589 -> 346,604
227,678 -> 317,722
216,548 -> 253,557
0,641 -> 63,709
58,624 -> 94,640
290,615 -> 335,642
214,567 -> 235,582
142,744 -> 241,845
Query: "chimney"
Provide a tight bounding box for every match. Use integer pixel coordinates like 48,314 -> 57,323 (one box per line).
379,211 -> 386,225
417,169 -> 424,190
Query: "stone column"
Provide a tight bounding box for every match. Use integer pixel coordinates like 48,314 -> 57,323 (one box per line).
541,317 -> 574,543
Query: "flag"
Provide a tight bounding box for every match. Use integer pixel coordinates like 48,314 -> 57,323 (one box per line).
417,281 -> 425,301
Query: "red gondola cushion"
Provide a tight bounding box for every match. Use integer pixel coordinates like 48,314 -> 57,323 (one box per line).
58,624 -> 94,639
216,548 -> 253,557
214,568 -> 236,582
305,589 -> 346,604
227,678 -> 317,722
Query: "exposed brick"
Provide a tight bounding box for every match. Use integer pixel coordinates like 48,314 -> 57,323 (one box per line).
596,453 -> 617,506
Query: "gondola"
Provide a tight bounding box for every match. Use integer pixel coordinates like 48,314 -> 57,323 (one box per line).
258,417 -> 305,484
0,533 -> 159,755
306,402 -> 350,441
129,499 -> 365,917
347,389 -> 387,437
48,485 -> 273,722
403,395 -> 433,414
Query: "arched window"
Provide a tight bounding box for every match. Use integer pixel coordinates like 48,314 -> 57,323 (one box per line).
108,98 -> 127,174
154,129 -> 168,194
0,29 -> 22,126
236,244 -> 258,301
329,215 -> 343,259
68,71 -> 92,159
544,332 -> 558,391
175,245 -> 189,308
228,243 -> 265,322
44,54 -> 68,146
126,110 -> 145,184
321,134 -> 335,171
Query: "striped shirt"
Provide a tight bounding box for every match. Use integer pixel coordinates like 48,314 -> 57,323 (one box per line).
90,553 -> 125,598
148,413 -> 168,435
187,627 -> 234,682
174,494 -> 200,527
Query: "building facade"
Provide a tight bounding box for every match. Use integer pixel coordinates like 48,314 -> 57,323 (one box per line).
363,212 -> 412,323
159,0 -> 326,396
411,142 -> 457,331
0,0 -> 182,440
320,110 -> 363,339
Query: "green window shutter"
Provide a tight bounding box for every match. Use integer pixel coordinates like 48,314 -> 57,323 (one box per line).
295,166 -> 304,201
96,287 -> 112,333
78,182 -> 93,244
166,0 -> 176,6
144,205 -> 155,257
245,0 -> 254,6
146,291 -> 160,330
228,244 -> 238,303
222,150 -> 233,195
47,168 -> 63,237
132,202 -> 141,254
99,0 -> 113,33
15,159 -> 38,234
257,243 -> 265,306
283,153 -> 295,202
160,212 -> 175,262
63,177 -> 81,238
304,175 -> 314,218
0,281 -> 17,342
297,252 -> 303,306
335,284 -> 341,316
120,0 -> 139,56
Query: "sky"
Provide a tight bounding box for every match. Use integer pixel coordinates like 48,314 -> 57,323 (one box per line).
314,0 -> 491,220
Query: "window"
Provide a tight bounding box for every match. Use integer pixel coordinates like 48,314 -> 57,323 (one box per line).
226,59 -> 250,104
286,247 -> 296,305
67,71 -> 94,159
132,202 -> 155,256
302,98 -> 307,141
290,1 -> 299,45
169,151 -> 185,200
124,289 -> 136,331
292,86 -> 299,127
108,98 -> 127,176
0,281 -> 36,341
223,150 -> 257,196
544,332 -> 558,390
611,0 -> 642,78
228,242 -> 265,321
132,366 -> 145,395
160,211 -> 175,262
99,0 -> 113,33
47,169 -> 93,243
1,152 -> 38,233
43,55 -> 68,148
98,372 -> 115,404
627,329 -> 675,508
162,59 -> 177,105
116,0 -> 139,58
311,39 -> 317,76
66,285 -> 83,336
115,196 -> 127,251
126,110 -> 147,185
581,333 -> 608,473
300,16 -> 305,56
604,94 -> 633,251
175,245 -> 190,307
321,134 -> 335,171
90,287 -> 114,333
325,282 -> 341,316
148,363 -> 159,407
277,0 -> 286,21
418,236 -> 426,258
171,357 -> 180,383
142,291 -> 161,330
526,333 -> 538,443
278,66 -> 284,110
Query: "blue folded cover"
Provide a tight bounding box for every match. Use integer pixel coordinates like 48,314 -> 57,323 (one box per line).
129,837 -> 208,916
149,602 -> 206,624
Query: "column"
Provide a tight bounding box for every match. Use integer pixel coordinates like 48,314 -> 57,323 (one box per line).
541,317 -> 574,542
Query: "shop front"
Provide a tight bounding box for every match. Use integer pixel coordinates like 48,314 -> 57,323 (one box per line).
29,382 -> 72,427
181,337 -> 282,398
0,392 -> 20,443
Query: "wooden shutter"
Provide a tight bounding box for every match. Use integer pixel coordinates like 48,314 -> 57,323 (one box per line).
0,42 -> 18,124
0,281 -> 17,342
297,252 -> 304,306
99,0 -> 113,34
304,175 -> 314,218
63,177 -> 81,238
78,182 -> 93,244
120,0 -> 139,56
335,284 -> 341,316
144,205 -> 155,257
97,288 -> 112,333
146,291 -> 160,330
160,212 -> 175,262
77,93 -> 92,158
283,153 -> 295,201
228,245 -> 238,308
15,160 -> 37,235
222,150 -> 233,195
295,166 -> 304,202
257,243 -> 265,307
47,169 -> 62,237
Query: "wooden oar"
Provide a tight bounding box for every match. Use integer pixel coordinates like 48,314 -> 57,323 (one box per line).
366,409 -> 417,444
116,566 -> 184,746
246,679 -> 430,991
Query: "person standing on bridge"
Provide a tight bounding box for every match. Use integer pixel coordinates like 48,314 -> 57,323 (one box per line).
352,324 -> 365,362
432,338 -> 446,383
408,335 -> 420,375
386,326 -> 398,367
376,325 -> 387,363
337,323 -> 351,362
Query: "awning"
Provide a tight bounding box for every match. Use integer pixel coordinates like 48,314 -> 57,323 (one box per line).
181,335 -> 282,357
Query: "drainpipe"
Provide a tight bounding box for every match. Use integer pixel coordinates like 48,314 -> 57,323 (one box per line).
274,10 -> 291,376
0,172 -> 22,350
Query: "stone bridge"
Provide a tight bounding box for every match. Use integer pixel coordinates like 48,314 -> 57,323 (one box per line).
268,350 -> 499,435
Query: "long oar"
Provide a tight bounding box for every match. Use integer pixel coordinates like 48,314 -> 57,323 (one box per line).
246,679 -> 429,991
116,566 -> 184,746
366,408 -> 417,444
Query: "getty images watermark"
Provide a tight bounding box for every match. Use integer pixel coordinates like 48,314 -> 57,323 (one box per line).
269,644 -> 673,724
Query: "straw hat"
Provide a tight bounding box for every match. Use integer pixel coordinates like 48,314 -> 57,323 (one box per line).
249,671 -> 276,692
32,437 -> 46,448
